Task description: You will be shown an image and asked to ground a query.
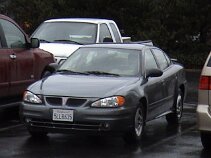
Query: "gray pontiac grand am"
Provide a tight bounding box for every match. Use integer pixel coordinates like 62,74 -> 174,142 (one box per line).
20,43 -> 187,143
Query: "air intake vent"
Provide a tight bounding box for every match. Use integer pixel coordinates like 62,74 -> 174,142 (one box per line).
66,98 -> 86,106
46,97 -> 62,106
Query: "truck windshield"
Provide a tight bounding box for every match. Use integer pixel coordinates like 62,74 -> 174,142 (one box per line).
32,22 -> 97,44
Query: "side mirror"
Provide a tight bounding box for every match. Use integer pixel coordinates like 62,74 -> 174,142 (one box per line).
30,38 -> 40,48
103,37 -> 113,43
41,63 -> 59,78
48,63 -> 59,72
146,69 -> 163,78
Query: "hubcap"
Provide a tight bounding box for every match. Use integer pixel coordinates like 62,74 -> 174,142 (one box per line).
135,108 -> 143,137
176,94 -> 182,119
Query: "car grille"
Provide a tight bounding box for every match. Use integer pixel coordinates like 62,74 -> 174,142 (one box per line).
46,97 -> 62,106
45,96 -> 87,107
66,98 -> 87,106
29,118 -> 102,131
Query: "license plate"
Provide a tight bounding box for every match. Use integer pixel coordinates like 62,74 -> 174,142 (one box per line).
53,109 -> 73,122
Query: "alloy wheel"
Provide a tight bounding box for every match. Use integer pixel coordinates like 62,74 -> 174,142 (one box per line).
176,94 -> 183,119
134,107 -> 143,137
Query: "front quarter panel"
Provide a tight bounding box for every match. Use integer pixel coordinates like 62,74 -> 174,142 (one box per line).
32,49 -> 54,79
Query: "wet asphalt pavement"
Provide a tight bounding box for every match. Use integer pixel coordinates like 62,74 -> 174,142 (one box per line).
0,69 -> 209,158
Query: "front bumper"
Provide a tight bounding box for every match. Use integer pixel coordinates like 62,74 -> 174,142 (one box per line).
20,102 -> 135,134
196,104 -> 211,132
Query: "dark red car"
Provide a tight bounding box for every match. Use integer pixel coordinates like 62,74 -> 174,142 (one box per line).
0,14 -> 54,107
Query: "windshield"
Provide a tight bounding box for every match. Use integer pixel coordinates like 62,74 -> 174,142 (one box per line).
32,22 -> 97,44
59,47 -> 141,77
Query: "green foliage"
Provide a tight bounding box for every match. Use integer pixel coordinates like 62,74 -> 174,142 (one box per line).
2,0 -> 211,68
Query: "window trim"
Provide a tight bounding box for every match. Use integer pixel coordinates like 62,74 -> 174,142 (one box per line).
99,23 -> 112,43
109,23 -> 122,43
0,23 -> 6,48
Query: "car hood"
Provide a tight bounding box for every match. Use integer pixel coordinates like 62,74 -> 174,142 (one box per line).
39,43 -> 80,57
29,74 -> 140,98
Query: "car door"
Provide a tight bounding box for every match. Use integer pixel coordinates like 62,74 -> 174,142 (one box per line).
151,48 -> 177,113
143,48 -> 166,119
0,18 -> 34,97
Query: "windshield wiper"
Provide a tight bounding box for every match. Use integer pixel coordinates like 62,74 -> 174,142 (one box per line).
53,39 -> 83,45
57,69 -> 89,75
39,39 -> 51,43
84,71 -> 120,76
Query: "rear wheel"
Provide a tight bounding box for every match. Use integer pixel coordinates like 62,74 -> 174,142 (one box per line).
124,105 -> 144,144
166,89 -> 183,124
201,132 -> 211,149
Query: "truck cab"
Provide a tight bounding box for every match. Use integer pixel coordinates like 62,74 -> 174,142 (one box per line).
32,18 -> 130,64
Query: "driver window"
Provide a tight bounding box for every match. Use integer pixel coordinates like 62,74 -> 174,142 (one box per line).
152,48 -> 169,70
145,49 -> 158,70
0,19 -> 26,48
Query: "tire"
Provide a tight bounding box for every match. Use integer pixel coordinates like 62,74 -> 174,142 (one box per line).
28,129 -> 48,138
166,89 -> 183,124
201,132 -> 211,149
124,105 -> 144,144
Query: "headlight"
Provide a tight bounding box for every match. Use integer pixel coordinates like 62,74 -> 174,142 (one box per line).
91,96 -> 125,108
23,91 -> 42,104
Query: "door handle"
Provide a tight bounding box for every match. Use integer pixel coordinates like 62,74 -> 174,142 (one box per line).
10,54 -> 16,59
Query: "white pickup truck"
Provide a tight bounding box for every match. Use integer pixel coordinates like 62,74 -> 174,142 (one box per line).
31,18 -> 131,64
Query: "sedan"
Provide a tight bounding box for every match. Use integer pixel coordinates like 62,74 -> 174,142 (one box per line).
20,44 -> 187,143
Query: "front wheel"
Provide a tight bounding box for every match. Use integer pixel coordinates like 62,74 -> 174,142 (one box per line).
123,105 -> 144,144
166,89 -> 183,124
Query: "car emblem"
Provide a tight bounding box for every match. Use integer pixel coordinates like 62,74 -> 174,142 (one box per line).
62,97 -> 69,106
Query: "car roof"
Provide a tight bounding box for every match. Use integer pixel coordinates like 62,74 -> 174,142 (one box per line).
44,18 -> 115,24
79,43 -> 147,50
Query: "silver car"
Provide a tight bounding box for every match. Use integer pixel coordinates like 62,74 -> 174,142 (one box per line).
197,51 -> 211,149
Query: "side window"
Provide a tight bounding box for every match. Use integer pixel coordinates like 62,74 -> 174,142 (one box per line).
0,19 -> 26,48
109,23 -> 121,43
145,49 -> 158,70
99,24 -> 112,43
152,48 -> 168,70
